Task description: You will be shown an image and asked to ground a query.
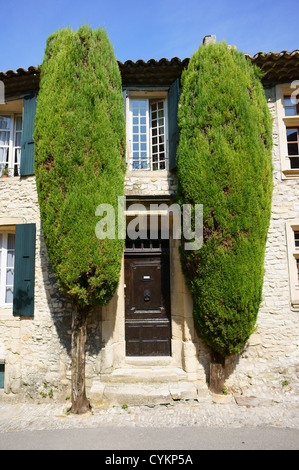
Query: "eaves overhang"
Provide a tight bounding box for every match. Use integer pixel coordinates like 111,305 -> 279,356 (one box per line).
1,50 -> 298,99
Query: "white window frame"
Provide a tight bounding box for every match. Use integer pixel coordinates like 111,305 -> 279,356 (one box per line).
0,113 -> 22,177
276,84 -> 299,178
127,92 -> 168,171
0,230 -> 15,307
286,221 -> 299,309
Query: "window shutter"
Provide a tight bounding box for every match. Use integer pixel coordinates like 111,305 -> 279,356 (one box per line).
123,89 -> 127,121
13,224 -> 36,316
0,363 -> 4,389
168,79 -> 180,170
20,94 -> 37,176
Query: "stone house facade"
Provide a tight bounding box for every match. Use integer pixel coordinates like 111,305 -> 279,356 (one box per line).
0,37 -> 298,406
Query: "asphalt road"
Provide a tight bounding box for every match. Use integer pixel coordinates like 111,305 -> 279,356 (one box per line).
0,426 -> 298,450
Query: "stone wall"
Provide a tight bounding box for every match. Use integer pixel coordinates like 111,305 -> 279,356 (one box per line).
0,176 -> 73,401
225,85 -> 299,399
0,84 -> 298,404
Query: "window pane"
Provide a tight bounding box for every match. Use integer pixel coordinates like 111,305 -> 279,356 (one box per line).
5,287 -> 13,304
150,100 -> 167,170
7,234 -> 15,250
284,97 -> 293,107
141,161 -> 149,169
0,116 -> 11,130
14,148 -> 21,176
6,251 -> 14,268
287,129 -> 298,142
285,107 -> 297,116
288,143 -> 299,155
0,131 -> 10,146
15,132 -> 22,147
290,157 -> 299,169
6,268 -> 14,285
15,116 -> 22,131
284,97 -> 297,116
295,232 -> 299,248
0,148 -> 8,164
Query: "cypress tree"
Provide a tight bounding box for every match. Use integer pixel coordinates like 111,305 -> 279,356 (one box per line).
34,25 -> 126,413
177,42 -> 273,392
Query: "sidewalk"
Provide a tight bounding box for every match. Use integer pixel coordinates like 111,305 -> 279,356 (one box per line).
0,395 -> 298,433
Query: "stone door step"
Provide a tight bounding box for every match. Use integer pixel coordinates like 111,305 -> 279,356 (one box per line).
100,366 -> 188,384
89,380 -> 208,407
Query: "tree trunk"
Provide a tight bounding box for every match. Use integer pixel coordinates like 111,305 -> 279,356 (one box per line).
71,306 -> 90,414
209,350 -> 226,394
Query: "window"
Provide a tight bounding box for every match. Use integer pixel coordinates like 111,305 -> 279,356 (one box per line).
286,223 -> 299,308
0,114 -> 22,177
0,231 -> 15,305
286,127 -> 299,169
277,85 -> 299,177
284,96 -> 299,116
129,98 -> 168,170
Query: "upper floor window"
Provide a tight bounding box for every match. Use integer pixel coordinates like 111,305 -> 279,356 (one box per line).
284,96 -> 299,116
286,223 -> 299,309
277,84 -> 299,177
286,127 -> 299,169
129,97 -> 168,171
0,114 -> 22,177
0,231 -> 15,306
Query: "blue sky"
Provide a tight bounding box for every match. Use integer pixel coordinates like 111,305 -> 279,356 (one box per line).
1,0 -> 298,72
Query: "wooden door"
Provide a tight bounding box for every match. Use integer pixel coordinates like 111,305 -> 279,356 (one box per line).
125,254 -> 171,356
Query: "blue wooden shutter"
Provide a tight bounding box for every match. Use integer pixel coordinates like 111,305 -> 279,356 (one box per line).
168,79 -> 180,170
20,94 -> 37,176
13,224 -> 36,316
123,89 -> 127,121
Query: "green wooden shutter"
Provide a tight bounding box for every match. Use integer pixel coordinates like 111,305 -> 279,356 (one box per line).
168,79 -> 180,170
0,363 -> 4,389
20,94 -> 37,176
13,224 -> 36,316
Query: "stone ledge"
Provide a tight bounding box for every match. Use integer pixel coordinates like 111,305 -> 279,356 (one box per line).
234,396 -> 279,407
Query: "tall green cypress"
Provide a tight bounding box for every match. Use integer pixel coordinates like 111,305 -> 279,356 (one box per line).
177,42 -> 273,390
34,26 -> 126,412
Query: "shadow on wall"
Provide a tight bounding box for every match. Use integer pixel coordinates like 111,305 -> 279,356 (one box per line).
39,223 -> 104,396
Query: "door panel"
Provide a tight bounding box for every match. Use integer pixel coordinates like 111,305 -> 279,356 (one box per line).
125,254 -> 171,356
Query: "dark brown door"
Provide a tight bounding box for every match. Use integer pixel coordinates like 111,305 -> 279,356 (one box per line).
125,254 -> 171,356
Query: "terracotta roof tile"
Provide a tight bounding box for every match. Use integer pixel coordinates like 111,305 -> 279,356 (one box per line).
0,51 -> 298,95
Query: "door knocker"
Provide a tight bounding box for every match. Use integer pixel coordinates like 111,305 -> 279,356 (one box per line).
144,289 -> 151,302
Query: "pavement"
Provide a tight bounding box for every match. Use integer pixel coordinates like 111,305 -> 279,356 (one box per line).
0,397 -> 298,449
0,394 -> 298,433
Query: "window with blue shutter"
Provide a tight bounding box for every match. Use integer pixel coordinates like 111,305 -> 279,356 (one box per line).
168,79 -> 180,170
13,223 -> 36,316
20,94 -> 37,176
